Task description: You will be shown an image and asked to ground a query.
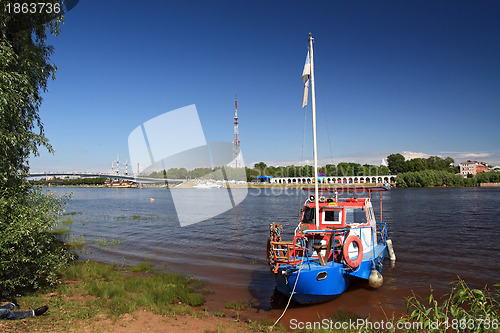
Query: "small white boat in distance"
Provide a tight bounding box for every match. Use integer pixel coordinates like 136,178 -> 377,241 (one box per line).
193,182 -> 222,189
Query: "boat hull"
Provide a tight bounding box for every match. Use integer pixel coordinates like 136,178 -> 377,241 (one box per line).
273,244 -> 387,304
274,263 -> 351,304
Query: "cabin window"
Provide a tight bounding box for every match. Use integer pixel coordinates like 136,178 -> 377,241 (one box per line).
302,207 -> 315,223
345,208 -> 367,225
323,209 -> 341,224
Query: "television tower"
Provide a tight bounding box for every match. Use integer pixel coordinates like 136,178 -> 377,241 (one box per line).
232,94 -> 241,168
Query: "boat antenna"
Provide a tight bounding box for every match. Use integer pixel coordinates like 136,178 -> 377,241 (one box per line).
308,33 -> 320,230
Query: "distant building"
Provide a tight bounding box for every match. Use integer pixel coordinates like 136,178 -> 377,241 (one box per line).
459,160 -> 489,177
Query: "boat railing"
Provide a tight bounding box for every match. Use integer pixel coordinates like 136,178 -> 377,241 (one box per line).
301,225 -> 380,266
377,222 -> 388,244
271,224 -> 386,270
297,228 -> 347,266
269,235 -> 308,273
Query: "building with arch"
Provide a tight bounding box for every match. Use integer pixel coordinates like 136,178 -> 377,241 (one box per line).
269,175 -> 397,185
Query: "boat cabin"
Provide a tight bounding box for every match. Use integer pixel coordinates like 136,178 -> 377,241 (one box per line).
299,197 -> 375,229
299,196 -> 376,230
268,187 -> 387,272
295,196 -> 378,265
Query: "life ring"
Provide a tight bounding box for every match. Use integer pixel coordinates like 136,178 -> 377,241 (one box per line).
343,235 -> 363,268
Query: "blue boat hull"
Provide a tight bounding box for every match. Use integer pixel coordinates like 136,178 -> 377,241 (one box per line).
274,263 -> 351,304
273,244 -> 387,304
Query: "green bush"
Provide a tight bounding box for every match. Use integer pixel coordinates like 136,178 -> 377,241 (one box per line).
400,279 -> 499,332
397,170 -> 500,188
476,171 -> 500,184
0,187 -> 76,297
397,170 -> 467,187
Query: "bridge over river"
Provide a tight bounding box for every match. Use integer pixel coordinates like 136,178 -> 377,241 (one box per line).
28,172 -> 185,185
270,175 -> 397,185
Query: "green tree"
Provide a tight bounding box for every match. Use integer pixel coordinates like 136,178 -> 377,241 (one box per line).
0,0 -> 75,297
406,158 -> 425,172
300,165 -> 314,177
324,164 -> 337,176
443,157 -> 455,170
378,165 -> 390,175
265,165 -> 277,177
254,162 -> 267,175
189,167 -> 212,179
166,167 -> 188,179
286,165 -> 299,177
337,162 -> 362,176
396,170 -> 467,188
387,153 -> 406,174
245,167 -> 259,182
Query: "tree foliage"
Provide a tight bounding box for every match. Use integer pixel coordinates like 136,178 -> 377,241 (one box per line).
148,156 -> 498,187
253,162 -> 267,175
149,167 -> 250,182
396,170 -> 499,188
0,1 -> 74,297
387,154 -> 457,174
475,171 -> 500,184
150,161 -> 395,183
248,162 -> 392,178
1,0 -> 62,184
387,153 -> 406,174
396,170 -> 465,187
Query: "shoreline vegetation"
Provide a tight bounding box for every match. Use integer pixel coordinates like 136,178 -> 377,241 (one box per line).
30,154 -> 499,189
1,259 -> 498,333
30,171 -> 500,189
0,260 -> 267,333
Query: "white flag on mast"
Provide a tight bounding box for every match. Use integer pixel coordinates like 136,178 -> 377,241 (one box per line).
301,50 -> 311,108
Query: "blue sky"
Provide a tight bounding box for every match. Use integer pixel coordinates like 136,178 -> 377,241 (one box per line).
29,0 -> 500,173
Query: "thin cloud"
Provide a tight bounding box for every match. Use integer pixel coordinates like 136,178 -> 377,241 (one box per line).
440,152 -> 500,165
457,153 -> 490,159
401,151 -> 432,160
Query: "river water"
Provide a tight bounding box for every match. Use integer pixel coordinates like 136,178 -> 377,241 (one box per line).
50,186 -> 500,324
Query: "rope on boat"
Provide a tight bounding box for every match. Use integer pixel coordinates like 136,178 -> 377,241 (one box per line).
270,240 -> 306,331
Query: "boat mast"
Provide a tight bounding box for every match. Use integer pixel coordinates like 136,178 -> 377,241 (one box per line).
308,33 -> 320,230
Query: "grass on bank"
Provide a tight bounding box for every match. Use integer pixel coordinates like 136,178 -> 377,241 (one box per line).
1,259 -> 498,333
225,300 -> 252,312
62,261 -> 207,315
0,260 -> 279,333
50,217 -> 123,250
0,261 -> 207,332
